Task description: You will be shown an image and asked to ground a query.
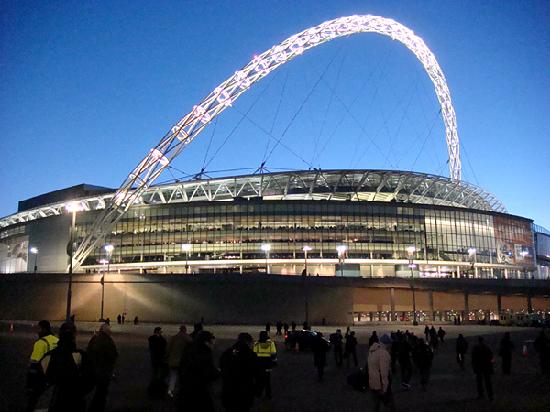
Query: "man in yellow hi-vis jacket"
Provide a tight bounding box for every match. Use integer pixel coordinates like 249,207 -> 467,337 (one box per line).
253,330 -> 277,399
26,320 -> 59,412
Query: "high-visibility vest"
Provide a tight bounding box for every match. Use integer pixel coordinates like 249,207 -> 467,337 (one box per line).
30,334 -> 59,362
253,341 -> 276,357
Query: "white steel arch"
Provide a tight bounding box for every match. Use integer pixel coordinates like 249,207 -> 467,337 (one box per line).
72,15 -> 461,270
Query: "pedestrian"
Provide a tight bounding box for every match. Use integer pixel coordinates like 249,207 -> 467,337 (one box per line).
253,330 -> 277,399
265,321 -> 271,333
43,322 -> 93,412
396,334 -> 412,389
424,325 -> 429,342
87,323 -> 118,412
220,333 -> 258,412
456,334 -> 468,370
167,324 -> 192,397
369,331 -> 379,347
312,332 -> 330,381
437,327 -> 446,343
177,330 -> 220,412
283,322 -> 289,335
190,322 -> 203,340
121,314 -> 125,324
133,316 -> 139,325
104,317 -> 110,326
368,334 -> 395,412
498,332 -> 514,375
291,321 -> 296,332
471,337 -> 494,401
429,326 -> 438,351
534,330 -> 550,374
345,331 -> 359,367
276,320 -> 283,336
413,338 -> 433,391
26,320 -> 59,412
329,329 -> 344,367
148,326 -> 168,398
116,314 -> 122,325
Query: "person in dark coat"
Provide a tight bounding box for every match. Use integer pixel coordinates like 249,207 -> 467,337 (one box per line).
43,322 -> 93,412
219,333 -> 258,412
498,332 -> 514,375
424,325 -> 430,342
312,332 -> 330,381
291,321 -> 296,331
368,331 -> 379,347
148,327 -> 167,398
86,323 -> 118,412
190,322 -> 203,340
177,330 -> 220,412
437,327 -> 446,343
534,330 -> 550,374
471,337 -> 494,401
397,334 -> 412,389
429,326 -> 438,351
345,331 -> 359,367
456,334 -> 469,370
413,338 -> 433,391
329,329 -> 344,367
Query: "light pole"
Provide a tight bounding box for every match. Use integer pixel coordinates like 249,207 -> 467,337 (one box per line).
65,201 -> 83,322
261,243 -> 271,274
104,244 -> 115,273
303,245 -> 312,275
302,245 -> 312,325
468,247 -> 477,278
30,247 -> 39,273
407,245 -> 418,325
182,243 -> 192,274
336,244 -> 348,277
99,258 -> 109,321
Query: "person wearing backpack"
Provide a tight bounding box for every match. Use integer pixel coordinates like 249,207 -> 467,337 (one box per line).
42,322 -> 94,412
26,320 -> 59,412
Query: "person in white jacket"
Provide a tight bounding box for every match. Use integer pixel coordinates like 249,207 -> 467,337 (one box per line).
368,334 -> 395,412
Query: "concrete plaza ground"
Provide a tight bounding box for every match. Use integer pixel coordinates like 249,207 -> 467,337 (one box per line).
1,321 -> 549,412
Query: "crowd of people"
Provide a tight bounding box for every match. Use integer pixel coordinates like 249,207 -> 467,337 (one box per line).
24,319 -> 550,412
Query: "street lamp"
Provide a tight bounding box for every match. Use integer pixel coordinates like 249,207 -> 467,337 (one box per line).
65,201 -> 84,322
468,247 -> 477,278
260,243 -> 271,274
407,245 -> 418,325
182,243 -> 192,274
104,244 -> 115,273
303,245 -> 312,276
99,258 -> 109,321
302,245 -> 312,325
30,247 -> 39,273
336,244 -> 348,277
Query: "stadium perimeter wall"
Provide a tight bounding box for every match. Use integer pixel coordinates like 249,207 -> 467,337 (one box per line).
1,274 -> 549,324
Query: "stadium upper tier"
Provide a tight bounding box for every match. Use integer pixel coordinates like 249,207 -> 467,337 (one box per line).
0,170 -> 506,229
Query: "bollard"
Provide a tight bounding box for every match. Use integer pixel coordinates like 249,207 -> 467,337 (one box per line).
522,344 -> 528,357
9,323 -> 14,333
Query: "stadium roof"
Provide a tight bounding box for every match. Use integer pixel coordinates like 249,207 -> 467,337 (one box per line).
0,169 -> 507,229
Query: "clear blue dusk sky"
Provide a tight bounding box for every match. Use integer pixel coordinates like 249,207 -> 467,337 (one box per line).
1,1 -> 549,228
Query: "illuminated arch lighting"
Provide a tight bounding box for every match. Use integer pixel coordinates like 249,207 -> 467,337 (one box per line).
73,15 -> 462,270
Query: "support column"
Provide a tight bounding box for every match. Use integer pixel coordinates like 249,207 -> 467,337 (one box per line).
429,290 -> 435,322
497,294 -> 502,320
390,287 -> 396,322
463,292 -> 469,323
457,265 -> 461,279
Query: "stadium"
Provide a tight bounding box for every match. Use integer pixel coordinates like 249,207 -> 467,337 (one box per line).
0,168 -> 545,280
1,15 -> 549,323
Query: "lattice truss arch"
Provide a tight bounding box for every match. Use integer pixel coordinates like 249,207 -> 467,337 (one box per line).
72,15 -> 462,270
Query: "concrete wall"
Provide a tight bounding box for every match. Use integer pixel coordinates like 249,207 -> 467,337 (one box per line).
1,274 -> 549,324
